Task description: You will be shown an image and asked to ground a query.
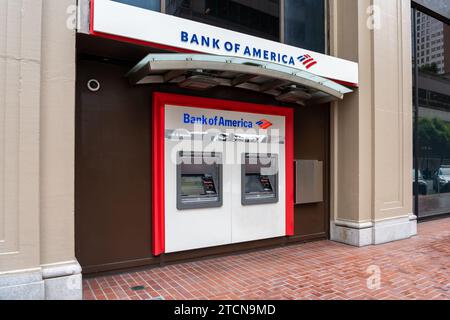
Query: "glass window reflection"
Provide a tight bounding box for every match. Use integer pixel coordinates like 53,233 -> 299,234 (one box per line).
413,9 -> 450,218
166,0 -> 280,42
284,0 -> 325,53
112,0 -> 160,11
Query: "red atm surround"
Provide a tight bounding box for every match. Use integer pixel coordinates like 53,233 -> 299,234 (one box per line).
152,93 -> 294,256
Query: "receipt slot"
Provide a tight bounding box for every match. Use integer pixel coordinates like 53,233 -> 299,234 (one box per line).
242,154 -> 279,205
177,152 -> 223,210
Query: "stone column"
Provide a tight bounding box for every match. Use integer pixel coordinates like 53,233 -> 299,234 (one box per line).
0,0 -> 44,299
0,0 -> 80,300
39,0 -> 81,300
329,0 -> 416,246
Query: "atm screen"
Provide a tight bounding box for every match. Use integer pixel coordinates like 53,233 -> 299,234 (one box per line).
180,174 -> 218,197
241,154 -> 279,205
181,175 -> 206,196
245,174 -> 274,194
177,152 -> 223,210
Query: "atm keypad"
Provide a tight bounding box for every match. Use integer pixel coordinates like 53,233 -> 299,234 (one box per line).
202,176 -> 217,195
259,176 -> 272,191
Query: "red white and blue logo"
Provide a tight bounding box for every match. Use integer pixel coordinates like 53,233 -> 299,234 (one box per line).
297,54 -> 318,70
256,119 -> 273,130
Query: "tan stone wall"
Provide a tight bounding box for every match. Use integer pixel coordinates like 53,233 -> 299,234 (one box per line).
330,0 -> 413,229
0,0 -> 76,273
372,0 -> 413,221
0,0 -> 43,273
40,0 -> 76,266
329,0 -> 373,225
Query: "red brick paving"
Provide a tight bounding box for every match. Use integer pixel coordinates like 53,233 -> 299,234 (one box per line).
83,218 -> 450,300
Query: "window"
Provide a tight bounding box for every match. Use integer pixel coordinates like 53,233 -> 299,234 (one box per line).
413,7 -> 450,219
166,0 -> 281,42
284,0 -> 325,53
112,0 -> 160,11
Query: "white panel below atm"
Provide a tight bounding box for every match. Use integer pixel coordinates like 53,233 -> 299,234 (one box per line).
164,141 -> 233,254
231,202 -> 286,244
230,148 -> 286,244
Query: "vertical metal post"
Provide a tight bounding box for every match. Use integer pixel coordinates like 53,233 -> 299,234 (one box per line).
280,0 -> 285,43
413,7 -> 420,218
160,0 -> 166,13
325,0 -> 330,55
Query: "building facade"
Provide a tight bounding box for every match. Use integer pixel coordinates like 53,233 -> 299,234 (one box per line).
1,0 -> 446,300
415,11 -> 447,74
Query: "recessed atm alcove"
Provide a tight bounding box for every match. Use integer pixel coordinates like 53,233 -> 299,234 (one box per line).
153,93 -> 294,255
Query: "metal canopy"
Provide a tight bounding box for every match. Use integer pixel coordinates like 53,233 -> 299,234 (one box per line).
126,54 -> 353,105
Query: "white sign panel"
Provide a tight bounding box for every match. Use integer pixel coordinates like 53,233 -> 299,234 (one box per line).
91,0 -> 359,86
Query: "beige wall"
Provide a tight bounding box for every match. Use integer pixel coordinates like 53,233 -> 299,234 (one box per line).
373,0 -> 413,221
0,0 -> 76,278
330,0 -> 413,233
0,0 -> 43,273
330,0 -> 373,225
40,0 -> 76,266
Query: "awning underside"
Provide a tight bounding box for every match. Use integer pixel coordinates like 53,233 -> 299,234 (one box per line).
127,54 -> 353,105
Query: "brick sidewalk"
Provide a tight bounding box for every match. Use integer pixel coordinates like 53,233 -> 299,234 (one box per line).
83,218 -> 450,300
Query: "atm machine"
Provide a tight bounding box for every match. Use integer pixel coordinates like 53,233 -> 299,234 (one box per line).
177,151 -> 223,210
163,103 -> 287,253
241,153 -> 279,205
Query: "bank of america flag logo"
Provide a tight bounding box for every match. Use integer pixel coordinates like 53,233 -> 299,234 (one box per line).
297,54 -> 318,70
256,119 -> 273,129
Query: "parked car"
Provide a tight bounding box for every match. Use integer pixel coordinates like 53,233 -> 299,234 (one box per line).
413,170 -> 428,195
433,166 -> 450,193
